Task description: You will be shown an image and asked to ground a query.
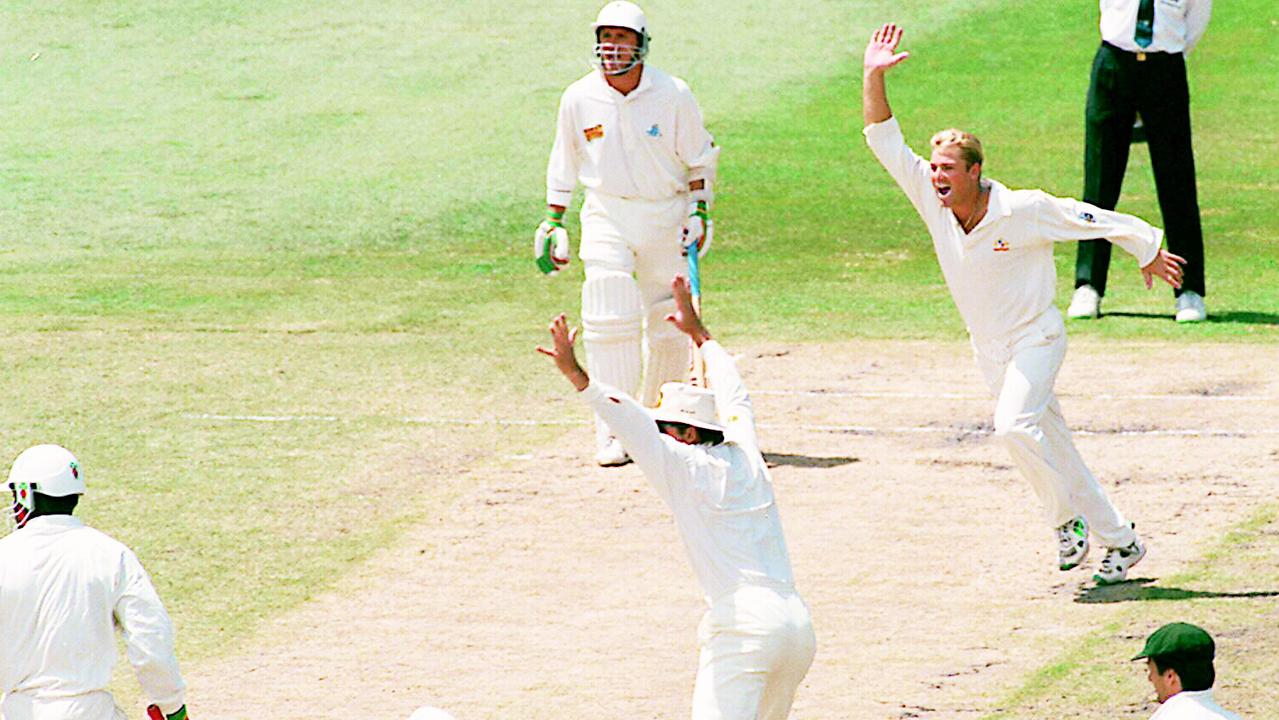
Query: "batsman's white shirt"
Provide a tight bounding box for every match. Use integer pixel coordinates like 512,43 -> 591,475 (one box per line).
0,516 -> 185,720
863,116 -> 1162,350
1150,689 -> 1242,719
582,340 -> 794,603
546,66 -> 719,207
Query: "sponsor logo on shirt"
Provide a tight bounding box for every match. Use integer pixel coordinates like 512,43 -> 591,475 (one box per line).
583,124 -> 604,142
646,123 -> 661,137
1078,211 -> 1096,223
993,238 -> 1009,252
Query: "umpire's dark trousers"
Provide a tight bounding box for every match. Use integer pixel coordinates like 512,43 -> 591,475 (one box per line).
1076,42 -> 1205,298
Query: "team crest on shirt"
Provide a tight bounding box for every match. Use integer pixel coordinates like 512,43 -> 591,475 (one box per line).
583,124 -> 604,142
993,238 -> 1009,252
646,123 -> 661,137
1078,211 -> 1096,223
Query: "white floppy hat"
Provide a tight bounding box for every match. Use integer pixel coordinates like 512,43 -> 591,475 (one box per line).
651,383 -> 724,432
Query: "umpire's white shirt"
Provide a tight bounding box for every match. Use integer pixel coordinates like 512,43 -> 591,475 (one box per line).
864,117 -> 1162,354
582,340 -> 794,604
0,516 -> 186,720
1100,0 -> 1212,55
546,66 -> 719,208
1150,689 -> 1242,719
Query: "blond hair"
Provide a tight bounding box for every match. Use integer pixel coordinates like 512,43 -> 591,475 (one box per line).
930,129 -> 984,171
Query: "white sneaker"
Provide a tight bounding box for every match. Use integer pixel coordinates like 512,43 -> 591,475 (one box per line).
1056,516 -> 1090,570
1175,291 -> 1207,323
1094,535 -> 1146,585
594,437 -> 631,467
1067,285 -> 1101,319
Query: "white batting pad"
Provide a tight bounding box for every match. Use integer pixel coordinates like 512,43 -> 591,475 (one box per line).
582,269 -> 643,445
641,298 -> 690,407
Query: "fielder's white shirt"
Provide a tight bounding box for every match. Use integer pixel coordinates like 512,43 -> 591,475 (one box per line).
863,116 -> 1163,349
1100,0 -> 1212,55
546,66 -> 719,207
582,340 -> 795,605
0,516 -> 186,717
1150,689 -> 1242,719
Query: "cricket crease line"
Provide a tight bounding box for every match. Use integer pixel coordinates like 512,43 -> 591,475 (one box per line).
753,390 -> 1278,402
183,414 -> 1276,437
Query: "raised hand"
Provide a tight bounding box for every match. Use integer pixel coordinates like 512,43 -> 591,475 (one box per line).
1141,248 -> 1187,290
665,275 -> 712,345
536,313 -> 589,390
864,23 -> 910,74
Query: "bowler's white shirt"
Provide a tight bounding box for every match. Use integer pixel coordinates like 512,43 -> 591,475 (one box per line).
0,516 -> 186,717
582,340 -> 794,604
1100,0 -> 1212,55
546,66 -> 719,207
864,116 -> 1162,350
1150,689 -> 1242,719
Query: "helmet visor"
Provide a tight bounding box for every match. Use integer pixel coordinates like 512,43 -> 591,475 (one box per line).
592,42 -> 646,75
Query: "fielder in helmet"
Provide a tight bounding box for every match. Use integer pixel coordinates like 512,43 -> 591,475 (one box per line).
536,1 -> 720,467
538,276 -> 816,720
1,445 -> 190,720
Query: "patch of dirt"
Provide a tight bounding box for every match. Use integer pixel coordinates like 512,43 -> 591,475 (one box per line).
185,339 -> 1279,719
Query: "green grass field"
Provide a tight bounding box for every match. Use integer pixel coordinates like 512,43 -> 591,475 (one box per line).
2,0 -> 1276,715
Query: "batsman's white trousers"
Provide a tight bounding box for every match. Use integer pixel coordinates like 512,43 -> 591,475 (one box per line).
1,692 -> 125,720
692,584 -> 815,720
973,312 -> 1136,548
579,191 -> 689,443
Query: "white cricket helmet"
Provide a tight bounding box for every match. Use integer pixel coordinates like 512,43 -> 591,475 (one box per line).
591,1 -> 649,76
7,444 -> 84,530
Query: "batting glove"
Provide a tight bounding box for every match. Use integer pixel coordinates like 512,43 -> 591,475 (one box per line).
681,200 -> 712,258
147,705 -> 188,720
534,209 -> 570,275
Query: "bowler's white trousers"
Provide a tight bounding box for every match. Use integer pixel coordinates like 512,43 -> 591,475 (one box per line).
1,692 -> 125,720
692,584 -> 816,720
972,311 -> 1136,547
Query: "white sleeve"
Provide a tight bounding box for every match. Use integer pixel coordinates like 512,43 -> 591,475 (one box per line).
1033,192 -> 1163,266
114,549 -> 186,714
1184,0 -> 1212,55
675,84 -> 719,203
700,341 -> 756,448
582,382 -> 693,505
546,91 -> 580,207
863,117 -> 937,222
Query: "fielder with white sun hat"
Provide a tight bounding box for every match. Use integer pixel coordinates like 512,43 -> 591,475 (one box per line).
538,275 -> 814,720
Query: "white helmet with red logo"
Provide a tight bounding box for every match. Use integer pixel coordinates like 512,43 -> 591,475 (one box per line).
7,444 -> 84,530
591,1 -> 650,76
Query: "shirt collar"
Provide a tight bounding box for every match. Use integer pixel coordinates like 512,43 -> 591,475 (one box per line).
594,65 -> 650,99
20,515 -> 85,533
958,179 -> 1010,246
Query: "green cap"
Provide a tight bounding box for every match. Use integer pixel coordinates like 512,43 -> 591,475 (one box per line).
1132,622 -> 1215,661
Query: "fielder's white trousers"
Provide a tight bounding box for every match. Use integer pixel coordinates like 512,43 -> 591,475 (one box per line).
972,312 -> 1136,548
579,191 -> 689,446
1,691 -> 125,720
691,585 -> 816,720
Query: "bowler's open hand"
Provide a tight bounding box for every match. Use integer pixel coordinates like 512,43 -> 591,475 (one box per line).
864,23 -> 910,74
665,275 -> 712,346
1141,248 -> 1186,290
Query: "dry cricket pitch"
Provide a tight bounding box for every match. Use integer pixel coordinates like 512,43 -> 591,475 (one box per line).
186,338 -> 1279,719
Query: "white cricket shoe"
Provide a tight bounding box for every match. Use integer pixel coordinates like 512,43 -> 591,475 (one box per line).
1094,536 -> 1146,585
1175,291 -> 1207,323
594,437 -> 632,467
1056,516 -> 1090,570
1067,285 -> 1101,319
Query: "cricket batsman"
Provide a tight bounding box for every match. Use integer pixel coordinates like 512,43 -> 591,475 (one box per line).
537,275 -> 815,719
536,0 -> 720,467
861,24 -> 1187,584
1,445 -> 189,720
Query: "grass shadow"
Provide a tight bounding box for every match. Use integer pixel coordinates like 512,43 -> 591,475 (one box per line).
1075,578 -> 1279,604
763,453 -> 860,469
1087,311 -> 1279,325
